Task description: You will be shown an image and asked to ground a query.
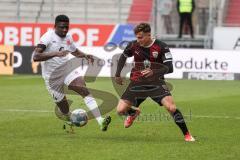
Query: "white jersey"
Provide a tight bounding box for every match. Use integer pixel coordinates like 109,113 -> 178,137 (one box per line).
39,30 -> 77,81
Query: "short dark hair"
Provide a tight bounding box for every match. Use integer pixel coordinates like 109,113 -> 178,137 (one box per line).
55,15 -> 69,25
134,23 -> 151,34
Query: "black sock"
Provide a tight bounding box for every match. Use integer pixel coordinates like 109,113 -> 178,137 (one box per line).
172,109 -> 189,135
127,108 -> 137,116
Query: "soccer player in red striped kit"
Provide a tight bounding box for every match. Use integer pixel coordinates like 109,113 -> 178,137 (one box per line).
115,23 -> 195,141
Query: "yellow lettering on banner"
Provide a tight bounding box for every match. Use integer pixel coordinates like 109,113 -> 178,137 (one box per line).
0,45 -> 14,75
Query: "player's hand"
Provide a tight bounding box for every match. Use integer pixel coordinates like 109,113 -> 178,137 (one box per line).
55,50 -> 69,57
85,55 -> 94,64
141,68 -> 153,77
115,76 -> 123,85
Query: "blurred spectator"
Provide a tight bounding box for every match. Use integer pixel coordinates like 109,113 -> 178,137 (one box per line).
177,0 -> 195,38
159,0 -> 174,34
198,0 -> 209,35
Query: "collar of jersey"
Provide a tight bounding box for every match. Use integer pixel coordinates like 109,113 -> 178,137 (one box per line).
141,38 -> 156,48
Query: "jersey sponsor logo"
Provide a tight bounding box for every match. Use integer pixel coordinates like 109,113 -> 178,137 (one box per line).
152,51 -> 158,59
135,51 -> 140,55
143,59 -> 151,68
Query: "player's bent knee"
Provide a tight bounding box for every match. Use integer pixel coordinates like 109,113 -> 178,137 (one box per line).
68,85 -> 90,97
78,86 -> 90,96
116,104 -> 127,115
166,104 -> 176,113
161,96 -> 176,113
116,100 -> 131,115
116,107 -> 125,115
163,102 -> 176,113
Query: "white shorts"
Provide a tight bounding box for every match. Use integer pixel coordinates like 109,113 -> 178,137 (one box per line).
44,68 -> 82,102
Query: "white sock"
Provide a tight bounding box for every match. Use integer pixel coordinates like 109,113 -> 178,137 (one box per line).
84,95 -> 103,125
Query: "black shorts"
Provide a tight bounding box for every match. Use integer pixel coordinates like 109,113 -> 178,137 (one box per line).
121,79 -> 171,107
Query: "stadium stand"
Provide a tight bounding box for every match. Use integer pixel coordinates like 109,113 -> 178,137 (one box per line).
158,0 -> 209,48
127,0 -> 153,24
0,0 -> 236,49
0,0 -> 42,22
0,0 -> 133,24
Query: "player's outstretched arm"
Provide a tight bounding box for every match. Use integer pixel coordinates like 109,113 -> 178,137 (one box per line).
71,49 -> 94,64
115,54 -> 127,85
33,44 -> 69,62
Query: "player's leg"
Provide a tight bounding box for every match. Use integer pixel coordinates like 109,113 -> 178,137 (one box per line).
45,81 -> 71,121
54,96 -> 71,121
123,99 -> 143,128
116,99 -> 132,115
150,80 -> 195,141
187,13 -> 194,38
67,77 -> 111,131
126,98 -> 144,116
116,99 -> 140,127
119,81 -> 144,128
160,96 -> 195,142
53,96 -> 76,133
178,13 -> 184,38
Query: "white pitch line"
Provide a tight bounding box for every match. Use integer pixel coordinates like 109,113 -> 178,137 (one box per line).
0,109 -> 53,113
2,76 -> 41,80
0,109 -> 240,120
185,115 -> 240,120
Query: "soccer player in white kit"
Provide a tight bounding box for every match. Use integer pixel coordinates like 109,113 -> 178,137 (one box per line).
33,15 -> 111,131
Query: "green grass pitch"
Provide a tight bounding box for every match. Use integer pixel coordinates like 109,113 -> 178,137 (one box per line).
0,75 -> 239,160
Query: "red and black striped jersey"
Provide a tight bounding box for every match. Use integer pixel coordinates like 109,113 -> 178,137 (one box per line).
123,39 -> 173,81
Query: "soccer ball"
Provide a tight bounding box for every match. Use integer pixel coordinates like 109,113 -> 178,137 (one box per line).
70,109 -> 88,127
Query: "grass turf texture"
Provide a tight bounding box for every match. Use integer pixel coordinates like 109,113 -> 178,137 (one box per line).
0,75 -> 239,160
